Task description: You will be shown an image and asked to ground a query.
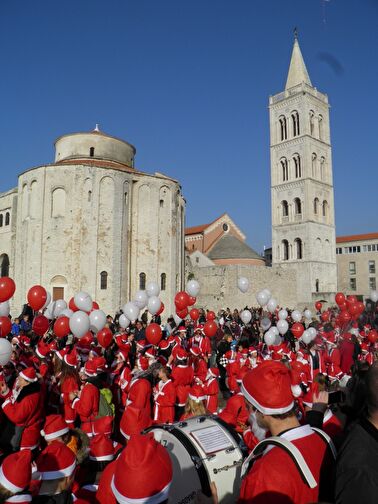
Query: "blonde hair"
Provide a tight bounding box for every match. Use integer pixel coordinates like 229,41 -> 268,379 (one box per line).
184,397 -> 207,418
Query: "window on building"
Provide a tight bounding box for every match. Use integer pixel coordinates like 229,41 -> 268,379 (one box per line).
322,200 -> 328,218
160,273 -> 166,291
0,254 -> 9,277
52,187 -> 66,218
282,240 -> 289,261
349,262 -> 356,275
100,271 -> 108,290
5,212 -> 10,226
294,198 -> 302,215
291,111 -> 300,137
0,215 -> 3,227
196,257 -> 199,263
320,157 -> 325,181
293,154 -> 301,178
139,272 -> 146,290
349,278 -> 357,291
88,191 -> 92,202
369,260 -> 376,274
336,247 -> 342,255
282,200 -> 289,217
279,116 -> 287,141
315,279 -> 319,293
295,238 -> 303,259
312,153 -> 317,177
281,158 -> 289,181
318,115 -> 323,140
369,277 -> 376,290
314,198 -> 319,214
89,147 -> 95,157
160,199 -> 164,208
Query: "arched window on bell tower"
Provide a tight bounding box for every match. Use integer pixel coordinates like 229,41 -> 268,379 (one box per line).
279,116 -> 287,141
312,153 -> 317,178
294,197 -> 302,215
293,154 -> 301,178
318,115 -> 323,140
294,238 -> 303,259
309,110 -> 315,135
314,198 -> 319,215
280,158 -> 289,182
291,111 -> 300,137
320,157 -> 325,181
282,240 -> 289,261
281,200 -> 289,218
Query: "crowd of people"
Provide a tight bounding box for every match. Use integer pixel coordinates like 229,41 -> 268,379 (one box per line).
0,293 -> 377,504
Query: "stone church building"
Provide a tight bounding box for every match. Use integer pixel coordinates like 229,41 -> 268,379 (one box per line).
0,128 -> 185,315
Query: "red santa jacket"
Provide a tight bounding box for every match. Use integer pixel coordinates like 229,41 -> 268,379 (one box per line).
172,364 -> 194,407
238,424 -> 333,504
226,360 -> 241,394
60,375 -> 79,425
203,376 -> 219,414
153,379 -> 175,423
339,339 -> 355,374
72,381 -> 99,436
324,347 -> 343,380
190,335 -> 211,358
218,392 -> 248,433
192,358 -> 208,383
2,381 -> 44,450
120,377 -> 152,438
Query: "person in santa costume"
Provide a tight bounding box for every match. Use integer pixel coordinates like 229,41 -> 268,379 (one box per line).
238,360 -> 335,504
189,346 -> 207,383
0,449 -> 32,503
202,367 -> 219,414
1,367 -> 44,452
153,366 -> 175,424
189,325 -> 211,361
180,385 -> 207,420
40,414 -> 70,445
119,372 -> 152,440
171,347 -> 194,414
218,387 -> 248,434
59,350 -> 80,426
358,342 -> 374,366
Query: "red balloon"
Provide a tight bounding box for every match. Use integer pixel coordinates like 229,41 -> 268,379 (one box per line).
347,295 -> 358,304
54,316 -> 71,338
176,307 -> 188,319
348,303 -> 359,317
27,285 -> 47,311
156,302 -> 165,316
187,296 -> 196,306
335,292 -> 345,306
367,330 -> 378,344
0,277 -> 16,303
0,317 -> 12,337
356,301 -> 365,315
321,311 -> 330,322
204,320 -> 217,338
190,308 -> 200,322
206,311 -> 216,321
315,301 -> 322,312
338,300 -> 348,312
97,328 -> 113,348
32,315 -> 50,337
69,297 -> 79,312
291,322 -> 305,339
145,323 -> 162,345
339,311 -> 352,324
92,301 -> 100,310
174,291 -> 190,311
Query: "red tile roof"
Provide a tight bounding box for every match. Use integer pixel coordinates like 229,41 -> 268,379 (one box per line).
185,213 -> 227,236
336,232 -> 378,243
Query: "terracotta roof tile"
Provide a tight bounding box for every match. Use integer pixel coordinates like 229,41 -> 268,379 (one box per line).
336,232 -> 378,243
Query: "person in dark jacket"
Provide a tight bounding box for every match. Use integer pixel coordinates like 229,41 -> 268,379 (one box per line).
335,361 -> 378,504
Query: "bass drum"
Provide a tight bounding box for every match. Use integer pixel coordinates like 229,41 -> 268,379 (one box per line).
145,415 -> 245,504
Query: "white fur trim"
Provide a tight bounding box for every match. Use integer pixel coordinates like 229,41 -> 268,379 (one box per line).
89,454 -> 114,461
291,384 -> 302,398
241,382 -> 294,415
19,371 -> 37,383
41,427 -> 69,441
188,394 -> 206,402
0,466 -> 24,493
40,460 -> 76,480
111,478 -> 171,504
5,495 -> 32,502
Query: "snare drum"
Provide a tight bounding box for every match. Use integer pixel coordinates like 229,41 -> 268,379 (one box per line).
145,415 -> 245,504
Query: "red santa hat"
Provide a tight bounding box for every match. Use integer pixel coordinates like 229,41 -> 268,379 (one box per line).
20,335 -> 31,348
158,339 -> 170,350
194,325 -> 204,334
189,346 -> 201,357
175,347 -> 188,361
145,347 -> 156,359
0,449 -> 32,493
177,325 -> 187,333
136,340 -> 146,350
36,441 -> 76,480
249,346 -> 258,354
94,356 -> 107,373
55,347 -> 69,361
360,343 -> 369,353
188,385 -> 206,403
208,367 -> 220,378
36,341 -> 50,360
19,367 -> 37,383
41,415 -> 69,441
111,434 -> 172,504
84,360 -> 98,377
241,361 -> 294,415
64,350 -> 78,368
89,435 -> 115,462
167,335 -> 175,344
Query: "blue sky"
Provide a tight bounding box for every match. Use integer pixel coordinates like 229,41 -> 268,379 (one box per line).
0,0 -> 377,252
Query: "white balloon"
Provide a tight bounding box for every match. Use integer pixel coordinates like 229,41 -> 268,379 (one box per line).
54,299 -> 67,317
147,296 -> 161,316
146,282 -> 160,298
256,290 -> 269,307
43,292 -> 51,310
173,314 -> 182,326
267,298 -> 278,313
264,330 -> 276,346
240,309 -> 252,325
69,311 -> 90,339
301,330 -> 312,345
237,277 -> 249,294
186,279 -> 201,297
44,302 -> 56,320
59,308 -> 74,319
261,317 -> 272,331
262,289 -> 272,302
133,290 -> 148,309
0,338 -> 12,365
291,310 -> 302,322
274,333 -> 282,346
122,302 -> 140,322
270,326 -> 279,337
307,327 -> 317,339
370,290 -> 378,302
278,309 -> 288,320
89,309 -> 107,333
74,292 -> 93,312
303,309 -> 312,320
119,314 -> 130,329
277,319 -> 289,335
0,301 -> 10,317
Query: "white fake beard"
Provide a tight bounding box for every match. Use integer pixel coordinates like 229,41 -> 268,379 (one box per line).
249,412 -> 268,441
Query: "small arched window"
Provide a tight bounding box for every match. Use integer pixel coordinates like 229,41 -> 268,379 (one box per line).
279,116 -> 287,141
315,279 -> 320,293
161,273 -> 166,291
314,198 -> 319,214
295,238 -> 303,259
100,271 -> 108,290
282,200 -> 289,217
320,157 -> 325,181
294,198 -> 302,215
5,212 -> 10,226
291,111 -> 300,137
88,191 -> 92,202
52,187 -> 66,218
309,110 -> 315,135
312,153 -> 317,177
281,158 -> 288,181
0,254 -> 9,277
282,240 -> 289,261
0,215 -> 3,227
322,200 -> 328,218
139,272 -> 146,290
293,154 -> 301,178
318,115 -> 323,140
89,147 -> 95,157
